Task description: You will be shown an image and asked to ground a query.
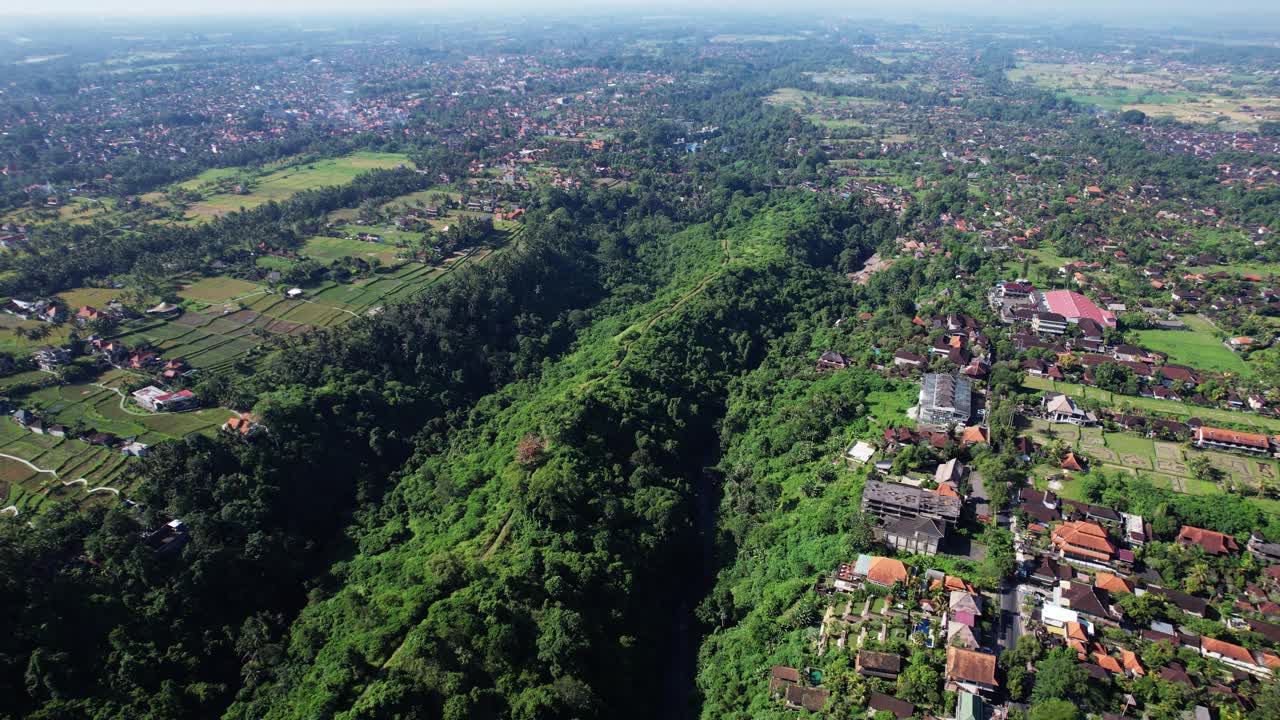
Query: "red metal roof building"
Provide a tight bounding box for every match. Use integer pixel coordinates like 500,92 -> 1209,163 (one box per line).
1042,290 -> 1117,328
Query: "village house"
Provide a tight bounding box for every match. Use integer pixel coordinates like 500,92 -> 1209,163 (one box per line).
815,350 -> 851,371
1193,426 -> 1274,456
1197,636 -> 1279,678
949,590 -> 982,629
1057,581 -> 1120,626
1176,525 -> 1240,555
892,350 -> 926,369
783,685 -> 829,713
833,554 -> 909,591
844,440 -> 875,465
142,519 -> 189,555
945,647 -> 998,696
132,386 -> 198,413
882,516 -> 947,556
1052,520 -> 1117,568
1156,587 -> 1210,618
856,650 -> 901,680
868,693 -> 914,720
1247,532 -> 1280,564
222,413 -> 264,437
768,665 -> 800,697
1043,393 -> 1097,425
4,298 -> 62,323
935,458 -> 966,486
33,346 -> 71,371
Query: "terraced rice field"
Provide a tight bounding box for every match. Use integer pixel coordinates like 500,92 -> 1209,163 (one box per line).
0,417 -> 134,516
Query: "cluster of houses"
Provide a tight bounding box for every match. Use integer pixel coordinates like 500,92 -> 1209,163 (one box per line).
1018,485 -> 1280,693
890,313 -> 993,382
3,37 -> 677,219
11,408 -> 148,457
3,297 -> 62,323
84,335 -> 189,380
1037,390 -> 1280,459
990,280 -> 1277,416
770,455 -> 1280,717
770,560 -> 999,718
0,222 -> 28,249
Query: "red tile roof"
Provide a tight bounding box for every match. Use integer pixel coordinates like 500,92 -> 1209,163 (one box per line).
1176,526 -> 1240,555
946,647 -> 998,687
867,557 -> 909,587
1201,636 -> 1255,666
1093,653 -> 1123,674
1053,521 -> 1116,562
1195,426 -> 1271,450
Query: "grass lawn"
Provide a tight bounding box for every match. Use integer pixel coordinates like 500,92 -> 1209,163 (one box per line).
0,369 -> 52,390
866,386 -> 915,429
303,236 -> 407,265
177,276 -> 265,304
256,255 -> 298,271
1134,315 -> 1251,377
57,287 -> 130,309
1104,432 -> 1155,457
1185,262 -> 1280,277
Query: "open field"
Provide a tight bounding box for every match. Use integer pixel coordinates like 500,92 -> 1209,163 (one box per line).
56,286 -> 131,308
303,235 -> 409,265
0,314 -> 76,356
1134,314 -> 1252,377
176,276 -> 265,305
765,88 -> 903,135
1023,375 -> 1280,433
1006,61 -> 1280,130
1185,261 -> 1280,277
155,152 -> 410,221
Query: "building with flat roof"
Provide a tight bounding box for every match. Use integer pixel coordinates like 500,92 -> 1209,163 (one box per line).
918,373 -> 972,426
863,478 -> 962,529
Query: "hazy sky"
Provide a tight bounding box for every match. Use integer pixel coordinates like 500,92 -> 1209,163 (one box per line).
1,0 -> 1278,22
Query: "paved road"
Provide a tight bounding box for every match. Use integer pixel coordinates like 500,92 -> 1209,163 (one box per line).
967,469 -> 992,521
997,584 -> 1026,652
996,514 -> 1030,654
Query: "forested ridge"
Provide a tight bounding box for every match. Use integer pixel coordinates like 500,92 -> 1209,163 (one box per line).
230,197 -> 887,719
0,178 -> 894,718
